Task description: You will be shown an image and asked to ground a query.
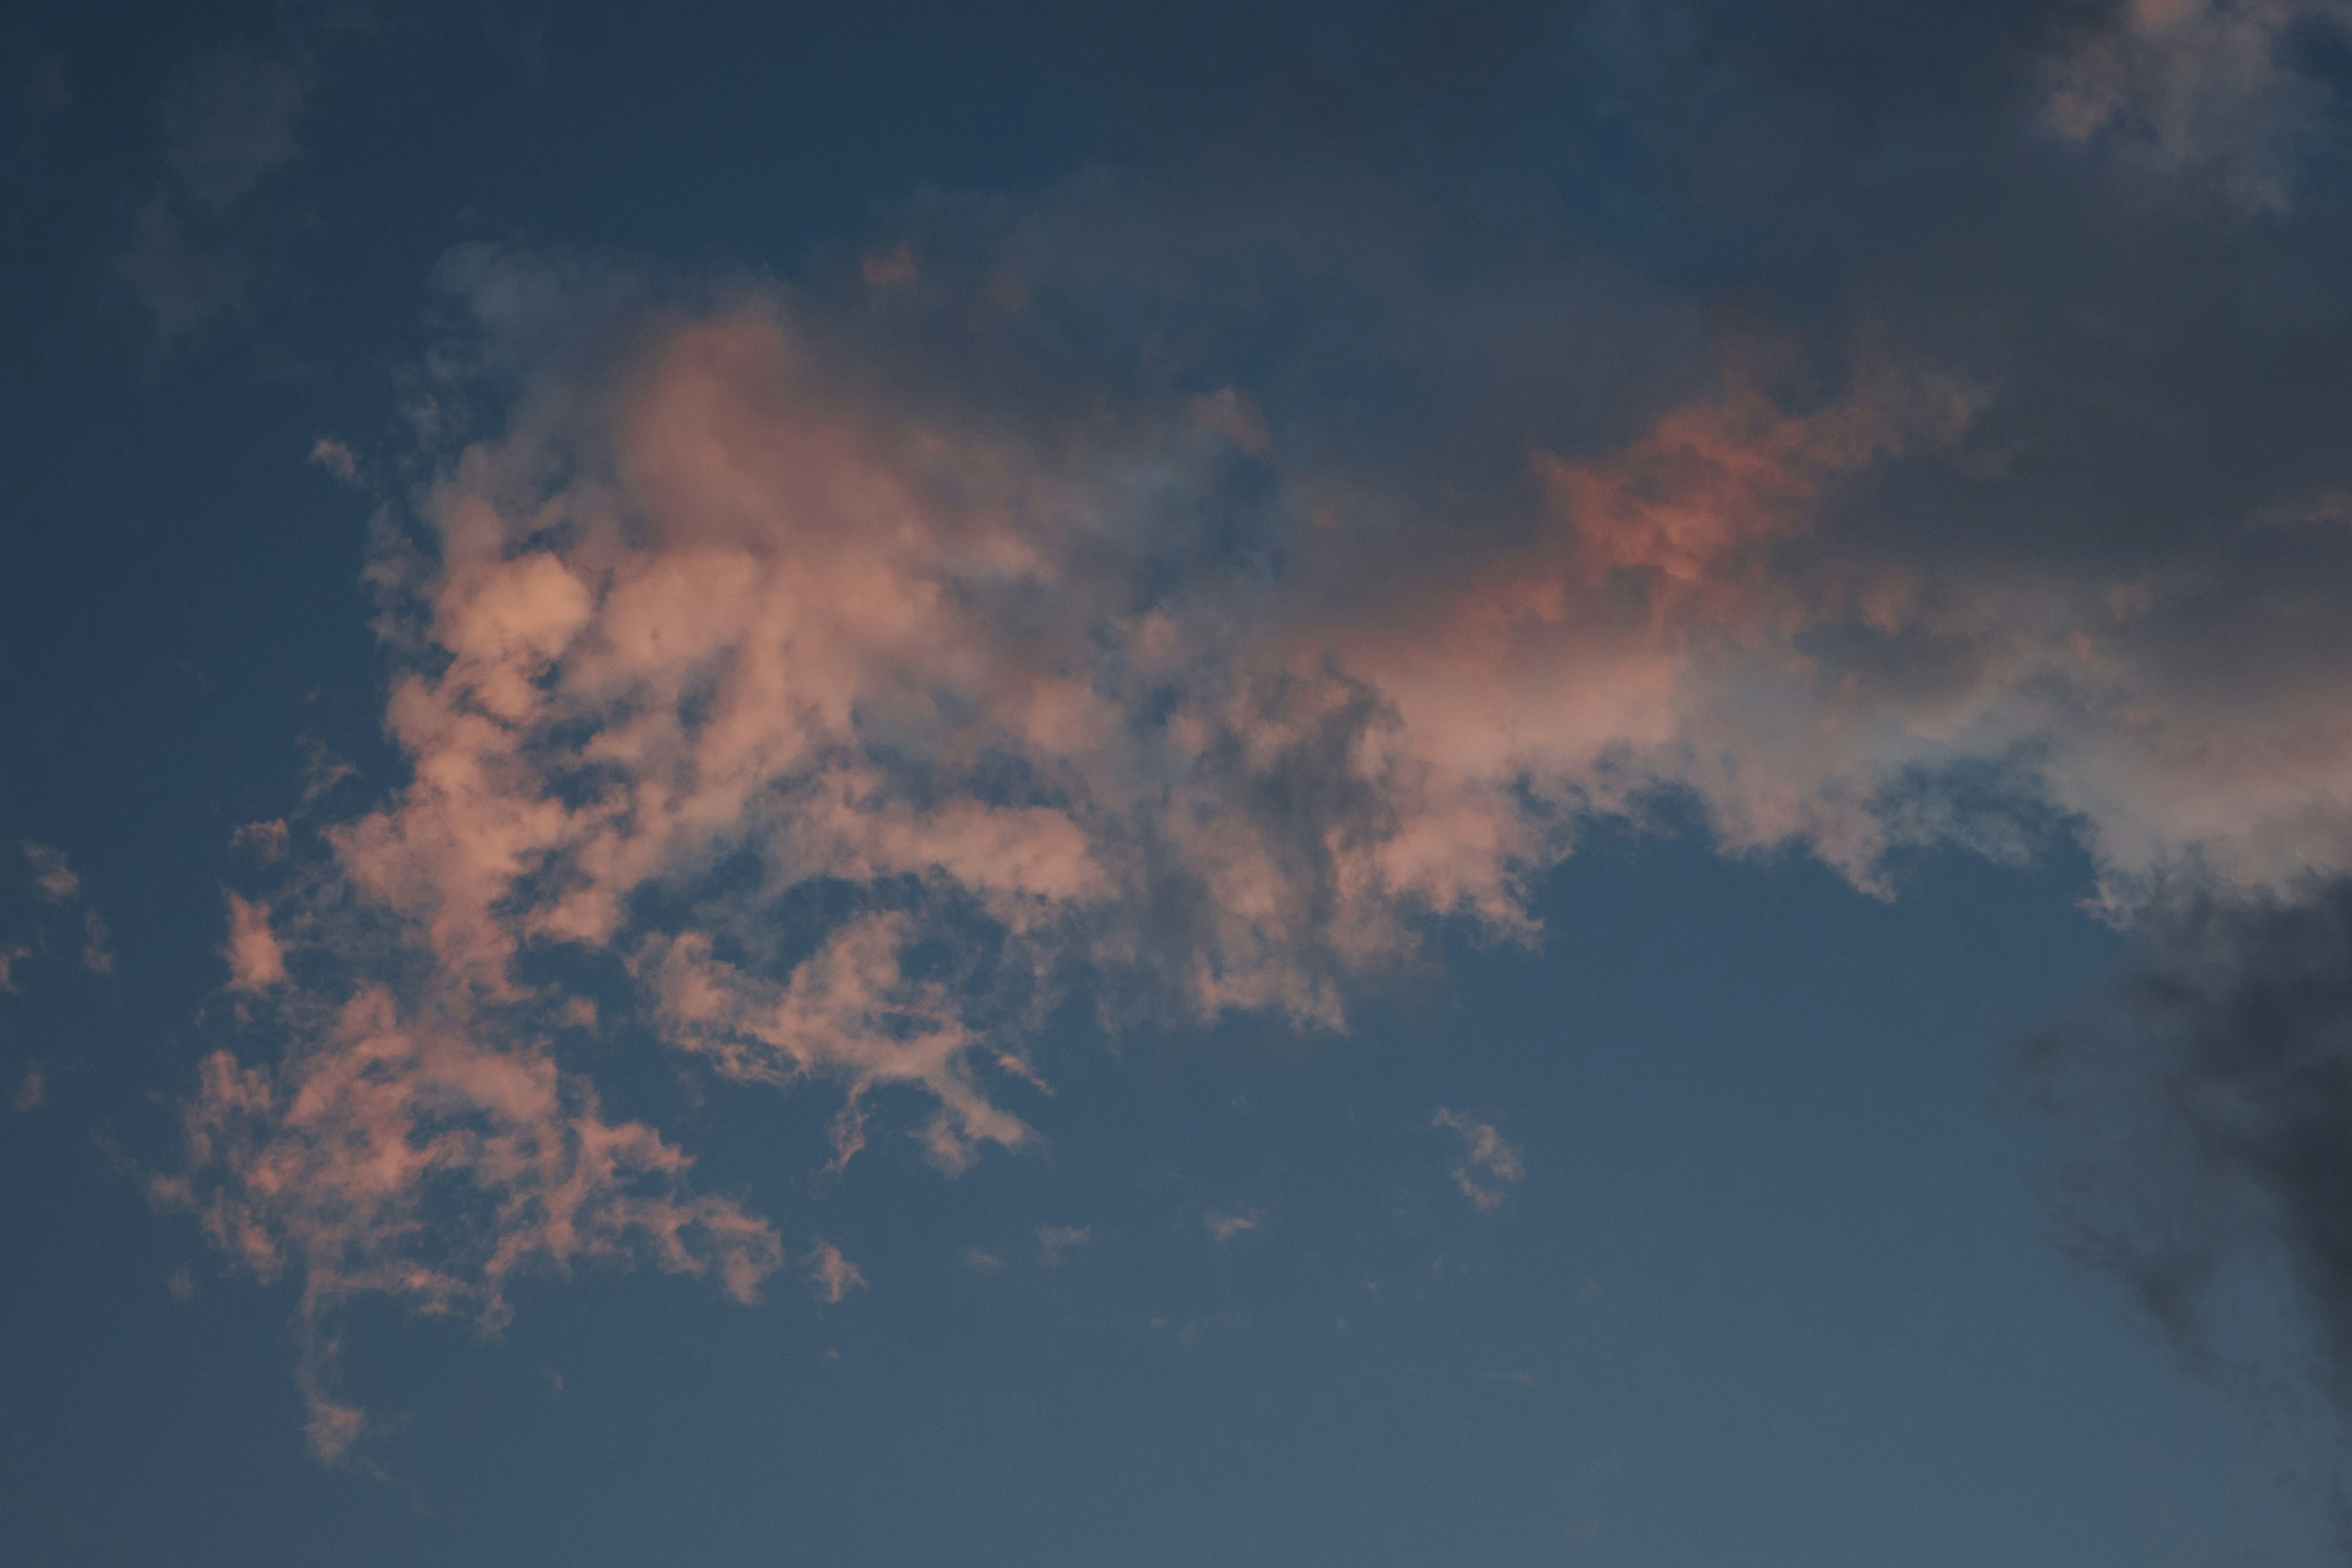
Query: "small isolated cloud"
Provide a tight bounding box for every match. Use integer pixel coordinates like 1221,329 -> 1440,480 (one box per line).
167,1267 -> 195,1303
0,942 -> 29,995
859,243 -> 919,292
22,841 -> 78,902
1204,1207 -> 1259,1243
12,1065 -> 45,1113
1186,387 -> 1271,455
80,908 -> 112,976
224,893 -> 287,991
1150,1311 -> 1240,1349
2041,0 -> 2352,211
959,1245 -> 1006,1274
18,846 -> 113,975
162,46 -> 318,209
1036,1225 -> 1092,1267
804,1240 -> 867,1305
295,736 -> 356,806
230,820 -> 290,861
1434,1109 -> 1525,1212
307,437 -> 359,483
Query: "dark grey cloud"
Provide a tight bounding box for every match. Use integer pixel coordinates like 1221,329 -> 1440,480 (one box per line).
2023,882 -> 2352,1412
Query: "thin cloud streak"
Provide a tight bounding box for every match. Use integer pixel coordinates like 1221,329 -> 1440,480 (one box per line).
1433,1110 -> 1524,1213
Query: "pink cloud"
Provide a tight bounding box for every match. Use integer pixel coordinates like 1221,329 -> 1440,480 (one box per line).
224,893 -> 287,991
157,984 -> 782,1455
22,841 -> 79,902
804,1240 -> 867,1305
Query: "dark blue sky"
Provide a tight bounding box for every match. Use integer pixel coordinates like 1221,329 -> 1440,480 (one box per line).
6,3 -> 2352,1563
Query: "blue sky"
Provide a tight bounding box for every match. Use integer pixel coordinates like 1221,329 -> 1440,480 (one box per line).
7,3 -> 2352,1563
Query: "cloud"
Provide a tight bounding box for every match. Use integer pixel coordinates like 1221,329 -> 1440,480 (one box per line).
1204,1207 -> 1259,1243
224,893 -> 287,992
115,42 -> 318,345
2043,0 -> 2352,211
183,230 -> 2352,1453
79,907 -> 111,976
1433,1109 -> 1524,1212
154,987 -> 783,1458
10,842 -> 110,978
308,437 -> 360,483
1036,1225 -> 1093,1267
12,1065 -> 44,1113
803,1240 -> 867,1305
2021,878 -> 2352,1412
167,18 -> 2352,1452
296,736 -> 357,806
859,243 -> 919,292
23,840 -> 78,902
232,820 -> 290,862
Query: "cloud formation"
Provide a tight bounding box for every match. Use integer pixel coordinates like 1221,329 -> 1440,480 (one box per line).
8,841 -> 111,980
167,1 -> 2352,1459
2045,0 -> 2352,210
1433,1110 -> 1525,1213
804,1240 -> 868,1305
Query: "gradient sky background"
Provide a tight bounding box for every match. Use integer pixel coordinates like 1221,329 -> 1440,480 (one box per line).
9,2 -> 2352,1564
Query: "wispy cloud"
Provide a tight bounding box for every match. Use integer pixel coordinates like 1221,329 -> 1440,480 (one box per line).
1036,1226 -> 1093,1267
155,992 -> 783,1458
224,893 -> 286,992
2043,0 -> 2352,211
803,1240 -> 867,1305
11,842 -> 110,978
115,43 -> 318,345
1433,1110 -> 1524,1212
307,437 -> 360,483
23,841 -> 79,902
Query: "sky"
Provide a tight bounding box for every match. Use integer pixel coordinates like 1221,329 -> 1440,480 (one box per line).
6,1 -> 2352,1562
